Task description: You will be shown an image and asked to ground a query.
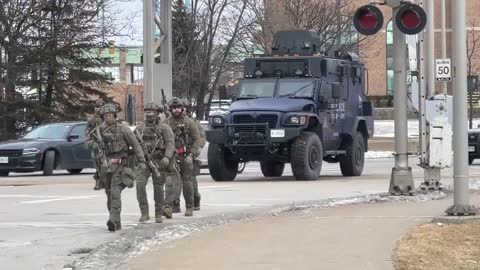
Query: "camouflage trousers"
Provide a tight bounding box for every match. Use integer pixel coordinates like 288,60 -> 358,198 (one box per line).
136,160 -> 173,217
174,159 -> 201,203
165,154 -> 194,209
101,164 -> 135,225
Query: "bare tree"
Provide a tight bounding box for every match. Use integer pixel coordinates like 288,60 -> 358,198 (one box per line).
467,19 -> 480,129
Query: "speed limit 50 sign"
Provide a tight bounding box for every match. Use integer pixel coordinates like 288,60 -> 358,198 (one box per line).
436,58 -> 451,82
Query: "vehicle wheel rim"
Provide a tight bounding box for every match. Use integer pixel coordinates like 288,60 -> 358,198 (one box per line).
355,144 -> 363,167
309,146 -> 320,169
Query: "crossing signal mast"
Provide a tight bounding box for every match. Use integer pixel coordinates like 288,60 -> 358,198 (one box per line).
353,1 -> 428,196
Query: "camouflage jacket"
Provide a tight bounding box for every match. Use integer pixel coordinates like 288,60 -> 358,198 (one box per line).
163,116 -> 202,157
99,122 -> 146,163
134,120 -> 175,160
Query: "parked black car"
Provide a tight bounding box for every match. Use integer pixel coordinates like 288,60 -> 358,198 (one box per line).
468,128 -> 480,165
0,122 -> 94,176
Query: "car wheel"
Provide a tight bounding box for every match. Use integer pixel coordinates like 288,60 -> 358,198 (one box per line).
67,169 -> 83,174
340,132 -> 366,177
0,171 -> 9,177
208,143 -> 238,181
291,132 -> 323,180
43,150 -> 56,176
260,161 -> 285,177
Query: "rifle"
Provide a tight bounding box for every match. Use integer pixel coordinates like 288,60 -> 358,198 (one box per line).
134,128 -> 162,179
161,88 -> 170,118
94,126 -> 112,173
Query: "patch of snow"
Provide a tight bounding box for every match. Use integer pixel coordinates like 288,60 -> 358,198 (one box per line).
365,151 -> 394,159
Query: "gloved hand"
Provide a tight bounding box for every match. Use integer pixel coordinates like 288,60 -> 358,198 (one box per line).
160,157 -> 170,169
185,154 -> 193,164
137,161 -> 147,171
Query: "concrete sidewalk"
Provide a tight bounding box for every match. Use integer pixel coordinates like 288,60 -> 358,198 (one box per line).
129,193 -> 480,270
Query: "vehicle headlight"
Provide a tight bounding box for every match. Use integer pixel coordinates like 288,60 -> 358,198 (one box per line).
22,148 -> 41,156
285,115 -> 307,125
210,116 -> 225,126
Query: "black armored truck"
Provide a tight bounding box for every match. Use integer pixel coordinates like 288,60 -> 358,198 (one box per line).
205,30 -> 374,181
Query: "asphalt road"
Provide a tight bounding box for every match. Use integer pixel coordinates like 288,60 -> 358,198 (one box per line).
0,158 -> 478,270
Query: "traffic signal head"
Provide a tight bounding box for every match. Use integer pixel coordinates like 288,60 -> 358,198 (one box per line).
353,5 -> 384,36
395,3 -> 427,35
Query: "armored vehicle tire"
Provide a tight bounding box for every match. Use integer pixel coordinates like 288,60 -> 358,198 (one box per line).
43,151 -> 56,176
340,132 -> 365,177
208,143 -> 238,181
0,171 -> 9,177
291,132 -> 323,181
67,169 -> 83,174
260,161 -> 285,177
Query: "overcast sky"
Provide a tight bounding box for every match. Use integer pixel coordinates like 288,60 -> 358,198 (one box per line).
113,0 -> 143,46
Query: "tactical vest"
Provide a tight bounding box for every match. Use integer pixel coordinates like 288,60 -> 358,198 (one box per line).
169,118 -> 191,149
139,122 -> 165,156
101,124 -> 129,158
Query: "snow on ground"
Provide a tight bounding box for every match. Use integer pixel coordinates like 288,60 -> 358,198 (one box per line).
365,151 -> 394,159
373,119 -> 480,138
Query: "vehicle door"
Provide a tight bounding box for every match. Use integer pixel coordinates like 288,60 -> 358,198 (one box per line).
318,80 -> 342,150
62,124 -> 93,169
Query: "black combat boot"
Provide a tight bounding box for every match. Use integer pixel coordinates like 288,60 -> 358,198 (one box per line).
172,200 -> 181,213
194,195 -> 201,211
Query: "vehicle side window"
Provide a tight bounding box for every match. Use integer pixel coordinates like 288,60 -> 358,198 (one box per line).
70,125 -> 86,139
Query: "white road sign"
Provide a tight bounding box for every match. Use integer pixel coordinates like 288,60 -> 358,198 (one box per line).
436,58 -> 451,82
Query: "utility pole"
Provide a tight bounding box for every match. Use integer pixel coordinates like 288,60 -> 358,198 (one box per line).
446,0 -> 476,216
143,0 -> 154,104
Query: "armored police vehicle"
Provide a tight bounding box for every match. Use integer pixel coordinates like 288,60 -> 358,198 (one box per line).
205,30 -> 374,181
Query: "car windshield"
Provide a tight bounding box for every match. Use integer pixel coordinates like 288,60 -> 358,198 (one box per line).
23,124 -> 71,139
238,80 -> 276,98
277,79 -> 315,98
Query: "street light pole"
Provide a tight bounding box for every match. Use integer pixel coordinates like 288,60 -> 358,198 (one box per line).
446,0 -> 476,216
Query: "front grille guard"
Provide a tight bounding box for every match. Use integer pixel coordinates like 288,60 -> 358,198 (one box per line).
225,123 -> 270,146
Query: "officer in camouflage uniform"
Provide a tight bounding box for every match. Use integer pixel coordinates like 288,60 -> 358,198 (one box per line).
85,99 -> 105,190
183,99 -> 206,211
134,103 -> 175,223
163,97 -> 201,217
97,103 -> 146,232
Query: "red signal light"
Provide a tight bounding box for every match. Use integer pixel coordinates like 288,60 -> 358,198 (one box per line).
395,3 -> 427,35
401,10 -> 421,29
353,5 -> 384,36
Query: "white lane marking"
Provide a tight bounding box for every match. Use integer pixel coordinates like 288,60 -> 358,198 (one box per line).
0,222 -> 138,228
0,241 -> 33,248
0,195 -> 65,198
198,185 -> 234,190
21,195 -> 102,204
203,203 -> 269,207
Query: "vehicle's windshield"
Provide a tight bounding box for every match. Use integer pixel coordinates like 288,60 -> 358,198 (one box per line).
278,80 -> 315,98
23,124 -> 71,139
237,79 -> 315,99
238,80 -> 276,98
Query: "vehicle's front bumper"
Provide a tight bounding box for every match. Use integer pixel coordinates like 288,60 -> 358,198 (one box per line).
206,126 -> 300,146
0,151 -> 42,172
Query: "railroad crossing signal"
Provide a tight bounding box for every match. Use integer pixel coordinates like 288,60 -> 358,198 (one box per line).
353,3 -> 427,36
